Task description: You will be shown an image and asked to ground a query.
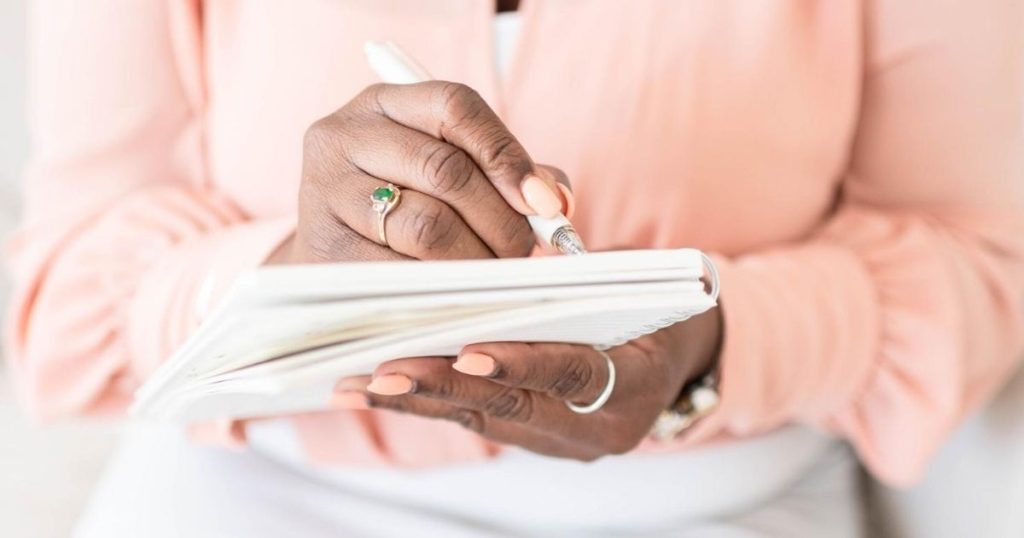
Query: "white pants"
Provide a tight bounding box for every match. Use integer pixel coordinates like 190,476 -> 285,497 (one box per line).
76,423 -> 862,537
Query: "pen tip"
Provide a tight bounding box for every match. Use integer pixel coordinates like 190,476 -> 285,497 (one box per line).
552,227 -> 587,255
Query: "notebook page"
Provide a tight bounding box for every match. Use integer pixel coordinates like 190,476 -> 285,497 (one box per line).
149,291 -> 715,421
230,249 -> 704,306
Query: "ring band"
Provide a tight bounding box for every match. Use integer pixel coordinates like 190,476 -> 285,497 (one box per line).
566,349 -> 616,414
370,184 -> 402,247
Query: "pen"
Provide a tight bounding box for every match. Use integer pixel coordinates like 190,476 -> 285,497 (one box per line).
364,40 -> 587,256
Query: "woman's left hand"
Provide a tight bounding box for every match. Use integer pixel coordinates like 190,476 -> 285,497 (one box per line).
333,309 -> 722,460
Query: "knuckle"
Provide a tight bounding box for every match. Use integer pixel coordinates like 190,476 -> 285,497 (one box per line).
302,117 -> 337,155
548,357 -> 594,400
427,374 -> 460,400
493,217 -> 534,258
470,124 -> 531,180
476,131 -> 523,171
450,408 -> 485,434
483,389 -> 533,422
406,202 -> 459,254
302,116 -> 354,181
420,144 -> 476,199
437,82 -> 485,127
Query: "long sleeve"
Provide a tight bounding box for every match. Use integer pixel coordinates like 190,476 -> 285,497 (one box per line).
685,0 -> 1024,486
4,0 -> 293,420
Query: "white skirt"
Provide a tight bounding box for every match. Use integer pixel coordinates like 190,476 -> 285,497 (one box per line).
75,422 -> 862,537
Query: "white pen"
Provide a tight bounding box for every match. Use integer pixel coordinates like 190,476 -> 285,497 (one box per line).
363,40 -> 587,256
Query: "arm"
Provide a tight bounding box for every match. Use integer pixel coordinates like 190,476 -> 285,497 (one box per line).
5,1 -> 562,429
687,0 -> 1024,485
5,0 -> 293,420
328,0 -> 1024,486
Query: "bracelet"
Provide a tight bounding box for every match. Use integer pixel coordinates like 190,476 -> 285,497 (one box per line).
648,370 -> 720,441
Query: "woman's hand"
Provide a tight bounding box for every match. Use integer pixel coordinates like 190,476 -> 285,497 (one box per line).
334,309 -> 723,460
269,81 -> 569,265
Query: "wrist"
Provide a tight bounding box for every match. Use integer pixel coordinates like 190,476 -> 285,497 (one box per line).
671,307 -> 723,388
645,307 -> 724,441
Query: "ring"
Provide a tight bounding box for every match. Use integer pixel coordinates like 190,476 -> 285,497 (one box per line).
370,183 -> 402,247
566,349 -> 616,414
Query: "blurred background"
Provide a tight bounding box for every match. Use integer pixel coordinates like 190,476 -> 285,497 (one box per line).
1,3 -> 1023,537
0,2 -> 118,537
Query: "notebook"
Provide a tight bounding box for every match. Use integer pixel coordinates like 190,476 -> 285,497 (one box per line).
131,249 -> 719,422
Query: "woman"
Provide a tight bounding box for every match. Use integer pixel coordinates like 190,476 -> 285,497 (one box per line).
7,0 -> 1024,536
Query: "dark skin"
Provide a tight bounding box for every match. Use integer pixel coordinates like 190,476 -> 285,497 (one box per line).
268,4 -> 723,460
496,0 -> 521,12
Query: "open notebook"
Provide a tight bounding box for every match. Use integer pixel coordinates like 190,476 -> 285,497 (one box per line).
132,249 -> 719,422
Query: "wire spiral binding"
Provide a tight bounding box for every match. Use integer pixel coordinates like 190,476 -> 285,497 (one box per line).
700,252 -> 721,302
600,251 -> 721,348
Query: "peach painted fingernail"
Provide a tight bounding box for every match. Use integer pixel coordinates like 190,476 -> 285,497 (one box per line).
555,182 -> 576,219
453,352 -> 496,377
521,174 -> 563,218
330,391 -> 369,410
367,374 -> 414,395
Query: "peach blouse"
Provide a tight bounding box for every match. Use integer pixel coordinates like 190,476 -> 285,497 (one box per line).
7,0 -> 1024,487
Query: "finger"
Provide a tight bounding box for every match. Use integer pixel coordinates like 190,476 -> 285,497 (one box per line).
320,169 -> 494,260
331,376 -> 596,460
370,394 -> 595,460
454,342 -> 611,407
367,357 -> 609,442
292,195 -> 410,263
360,82 -> 566,218
338,114 -> 533,258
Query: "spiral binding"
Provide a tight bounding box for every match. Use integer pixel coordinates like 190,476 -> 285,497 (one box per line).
599,252 -> 721,349
700,252 -> 721,303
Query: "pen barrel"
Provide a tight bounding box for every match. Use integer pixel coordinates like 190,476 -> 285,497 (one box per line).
365,41 -> 432,83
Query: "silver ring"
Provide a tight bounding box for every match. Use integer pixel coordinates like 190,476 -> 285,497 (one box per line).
370,183 -> 401,247
566,349 -> 616,414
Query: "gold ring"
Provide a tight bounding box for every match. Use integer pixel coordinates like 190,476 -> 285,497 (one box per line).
370,184 -> 401,247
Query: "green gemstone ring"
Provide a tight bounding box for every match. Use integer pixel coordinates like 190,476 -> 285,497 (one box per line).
370,183 -> 401,247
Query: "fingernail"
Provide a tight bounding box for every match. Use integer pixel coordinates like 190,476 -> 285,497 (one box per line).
330,391 -> 369,410
555,182 -> 576,219
521,174 -> 564,218
453,352 -> 496,377
367,374 -> 414,395
334,377 -> 370,392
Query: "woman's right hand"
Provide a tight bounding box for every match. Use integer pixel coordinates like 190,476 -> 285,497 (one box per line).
269,81 -> 569,265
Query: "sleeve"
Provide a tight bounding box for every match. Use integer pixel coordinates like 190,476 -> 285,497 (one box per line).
3,0 -> 294,421
684,0 -> 1024,486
